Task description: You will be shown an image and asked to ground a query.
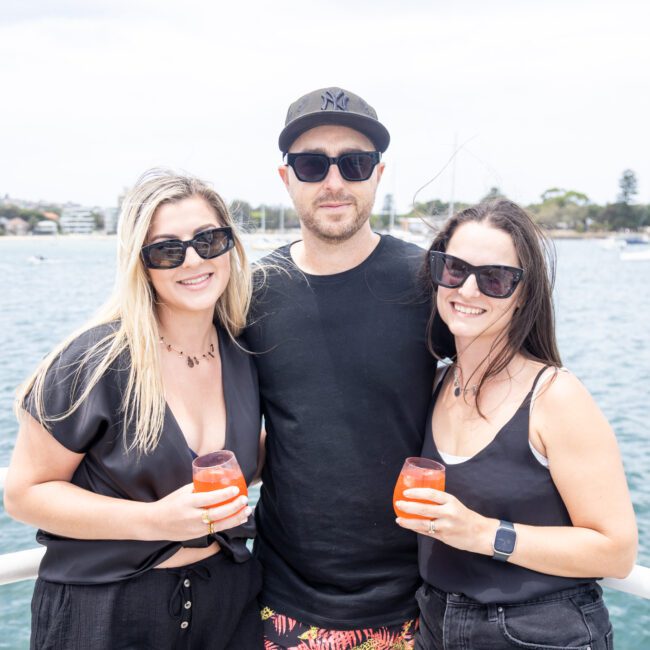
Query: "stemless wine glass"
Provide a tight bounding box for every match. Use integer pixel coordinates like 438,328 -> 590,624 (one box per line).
192,450 -> 248,518
393,457 -> 446,519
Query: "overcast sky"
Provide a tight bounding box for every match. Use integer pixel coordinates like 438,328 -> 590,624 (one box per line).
1,0 -> 648,213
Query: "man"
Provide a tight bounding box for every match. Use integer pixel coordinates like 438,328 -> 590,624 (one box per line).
245,87 -> 450,648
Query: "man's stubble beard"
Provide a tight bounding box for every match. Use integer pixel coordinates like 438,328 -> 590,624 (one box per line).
297,192 -> 374,244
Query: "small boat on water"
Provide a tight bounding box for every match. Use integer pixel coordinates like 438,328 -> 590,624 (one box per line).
599,234 -> 649,250
26,255 -> 46,264
620,247 -> 650,261
623,235 -> 650,245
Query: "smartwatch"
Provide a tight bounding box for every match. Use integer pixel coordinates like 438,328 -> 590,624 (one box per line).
492,520 -> 516,562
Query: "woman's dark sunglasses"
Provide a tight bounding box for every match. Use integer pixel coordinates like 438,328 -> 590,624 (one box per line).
430,251 -> 524,299
141,227 -> 234,270
285,151 -> 381,182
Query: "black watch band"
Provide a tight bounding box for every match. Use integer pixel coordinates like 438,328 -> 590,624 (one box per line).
492,520 -> 516,562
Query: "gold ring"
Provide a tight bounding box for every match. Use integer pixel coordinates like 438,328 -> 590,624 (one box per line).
429,519 -> 436,535
208,521 -> 216,535
201,511 -> 211,525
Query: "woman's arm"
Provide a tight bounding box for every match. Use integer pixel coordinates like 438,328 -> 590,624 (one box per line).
396,372 -> 638,579
4,412 -> 251,542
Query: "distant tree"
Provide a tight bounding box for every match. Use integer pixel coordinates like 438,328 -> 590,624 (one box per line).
591,170 -> 642,231
410,199 -> 449,218
617,169 -> 638,205
597,203 -> 632,231
540,188 -> 589,207
247,204 -> 299,231
0,207 -> 51,231
585,204 -> 605,229
38,204 -> 62,216
638,205 -> 650,227
0,205 -> 21,219
369,212 -> 388,229
481,187 -> 504,202
26,211 -> 48,230
530,188 -> 590,229
89,212 -> 103,231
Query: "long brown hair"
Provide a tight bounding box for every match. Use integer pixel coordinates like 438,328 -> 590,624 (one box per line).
424,199 -> 562,413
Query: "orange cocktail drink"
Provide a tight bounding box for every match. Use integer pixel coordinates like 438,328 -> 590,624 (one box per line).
192,450 -> 248,519
393,457 -> 445,519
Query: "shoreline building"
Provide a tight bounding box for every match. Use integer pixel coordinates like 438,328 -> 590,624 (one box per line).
33,220 -> 58,235
59,205 -> 96,234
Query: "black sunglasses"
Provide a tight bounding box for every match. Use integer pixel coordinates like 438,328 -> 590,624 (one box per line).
141,227 -> 234,270
285,151 -> 381,182
430,251 -> 524,299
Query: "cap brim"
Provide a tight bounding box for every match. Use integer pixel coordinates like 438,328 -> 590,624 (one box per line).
279,112 -> 390,153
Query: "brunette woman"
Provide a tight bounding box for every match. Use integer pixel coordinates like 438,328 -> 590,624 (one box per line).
397,199 -> 637,649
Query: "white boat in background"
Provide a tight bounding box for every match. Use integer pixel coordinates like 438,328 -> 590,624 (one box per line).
620,247 -> 650,261
599,234 -> 649,250
598,233 -> 650,260
599,237 -> 627,250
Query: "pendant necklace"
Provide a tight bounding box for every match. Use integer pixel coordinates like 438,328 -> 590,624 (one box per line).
452,364 -> 478,398
159,336 -> 216,369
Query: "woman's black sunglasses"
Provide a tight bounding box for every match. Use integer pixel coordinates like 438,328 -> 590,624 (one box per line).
285,151 -> 381,182
141,227 -> 234,270
430,251 -> 524,299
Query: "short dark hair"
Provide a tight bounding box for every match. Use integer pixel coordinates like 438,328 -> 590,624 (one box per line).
424,199 -> 562,414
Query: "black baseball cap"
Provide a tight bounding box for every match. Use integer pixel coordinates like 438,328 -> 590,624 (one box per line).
279,87 -> 390,153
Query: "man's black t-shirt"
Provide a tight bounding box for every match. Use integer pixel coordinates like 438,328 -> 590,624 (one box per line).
244,235 -> 445,628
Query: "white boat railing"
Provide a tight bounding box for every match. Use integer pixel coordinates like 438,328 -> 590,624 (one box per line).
1,467 -> 649,597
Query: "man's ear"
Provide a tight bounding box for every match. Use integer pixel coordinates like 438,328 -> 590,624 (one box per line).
278,164 -> 290,189
375,161 -> 385,183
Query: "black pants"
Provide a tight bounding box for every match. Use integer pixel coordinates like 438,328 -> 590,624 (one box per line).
31,552 -> 263,650
415,582 -> 613,650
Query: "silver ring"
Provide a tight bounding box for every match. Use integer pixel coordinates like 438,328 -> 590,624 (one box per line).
429,519 -> 436,535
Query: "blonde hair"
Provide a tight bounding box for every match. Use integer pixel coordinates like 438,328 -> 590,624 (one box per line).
17,169 -> 252,454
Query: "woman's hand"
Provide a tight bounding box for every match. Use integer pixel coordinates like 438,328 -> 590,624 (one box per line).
4,413 -> 254,543
395,488 -> 495,556
148,483 -> 252,542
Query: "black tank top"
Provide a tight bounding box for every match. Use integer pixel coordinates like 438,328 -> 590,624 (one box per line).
419,366 -> 596,604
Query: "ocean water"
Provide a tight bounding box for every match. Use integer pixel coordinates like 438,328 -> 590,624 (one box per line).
0,236 -> 648,648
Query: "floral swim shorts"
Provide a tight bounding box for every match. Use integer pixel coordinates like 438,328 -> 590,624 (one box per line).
261,606 -> 417,649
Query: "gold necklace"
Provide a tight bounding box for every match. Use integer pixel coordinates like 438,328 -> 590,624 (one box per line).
159,336 -> 215,369
452,365 -> 478,398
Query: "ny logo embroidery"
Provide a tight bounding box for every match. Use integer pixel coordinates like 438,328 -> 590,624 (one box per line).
321,90 -> 349,111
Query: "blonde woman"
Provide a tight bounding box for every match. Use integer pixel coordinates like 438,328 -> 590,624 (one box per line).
4,170 -> 263,649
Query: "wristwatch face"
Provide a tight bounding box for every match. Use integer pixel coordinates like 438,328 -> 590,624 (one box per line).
494,526 -> 517,554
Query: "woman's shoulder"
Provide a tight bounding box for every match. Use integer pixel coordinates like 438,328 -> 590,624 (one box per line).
53,321 -> 121,368
42,321 -> 127,391
61,321 -> 120,354
531,365 -> 585,404
530,365 -> 606,442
